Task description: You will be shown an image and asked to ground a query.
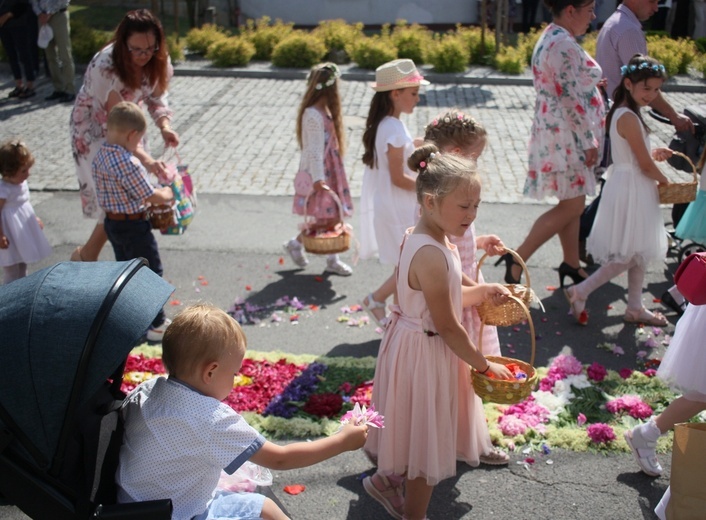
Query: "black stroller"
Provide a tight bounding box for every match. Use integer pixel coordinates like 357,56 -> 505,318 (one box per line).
0,259 -> 174,519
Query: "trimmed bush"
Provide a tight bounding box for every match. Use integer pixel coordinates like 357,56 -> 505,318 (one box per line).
697,55 -> 706,79
517,25 -> 543,66
166,34 -> 185,64
184,24 -> 228,55
390,19 -> 432,64
494,45 -> 525,75
455,25 -> 495,65
70,18 -> 112,63
647,35 -> 698,75
271,32 -> 327,68
313,19 -> 364,52
427,35 -> 469,73
206,36 -> 255,67
243,16 -> 294,61
695,37 -> 706,53
346,36 -> 397,70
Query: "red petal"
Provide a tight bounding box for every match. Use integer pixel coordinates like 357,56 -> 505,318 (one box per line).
284,484 -> 306,495
314,276 -> 323,282
200,280 -> 209,286
169,299 -> 182,306
245,285 -> 252,291
279,257 -> 285,265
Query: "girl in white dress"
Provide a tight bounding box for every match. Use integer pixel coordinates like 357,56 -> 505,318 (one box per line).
0,140 -> 52,284
359,59 -> 429,326
564,55 -> 671,327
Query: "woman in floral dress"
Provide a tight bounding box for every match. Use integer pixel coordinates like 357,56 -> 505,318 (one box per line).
499,0 -> 605,288
69,9 -> 179,261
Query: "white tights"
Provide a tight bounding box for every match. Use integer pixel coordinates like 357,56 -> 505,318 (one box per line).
3,263 -> 27,285
573,257 -> 645,311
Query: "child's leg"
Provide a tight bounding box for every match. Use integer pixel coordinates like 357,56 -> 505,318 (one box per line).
260,496 -> 290,520
363,272 -> 396,325
403,477 -> 435,520
74,222 -> 108,261
3,263 -> 27,284
363,471 -> 405,519
624,261 -> 667,325
573,260 -> 630,300
654,396 -> 706,434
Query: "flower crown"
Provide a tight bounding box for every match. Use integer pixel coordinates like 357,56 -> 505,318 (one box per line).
430,112 -> 479,129
620,62 -> 666,77
313,63 -> 341,91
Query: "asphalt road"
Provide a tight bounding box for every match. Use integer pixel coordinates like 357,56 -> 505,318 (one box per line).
0,192 -> 680,519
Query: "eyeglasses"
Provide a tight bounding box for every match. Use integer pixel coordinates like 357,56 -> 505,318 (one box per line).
127,45 -> 158,57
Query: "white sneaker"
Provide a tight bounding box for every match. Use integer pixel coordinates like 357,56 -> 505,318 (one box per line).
624,426 -> 662,477
283,239 -> 308,267
146,318 -> 172,343
325,258 -> 352,276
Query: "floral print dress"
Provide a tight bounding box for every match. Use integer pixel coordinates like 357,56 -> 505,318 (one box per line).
70,43 -> 173,219
524,24 -> 606,201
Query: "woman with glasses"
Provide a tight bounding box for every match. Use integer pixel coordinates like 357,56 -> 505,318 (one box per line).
69,8 -> 179,262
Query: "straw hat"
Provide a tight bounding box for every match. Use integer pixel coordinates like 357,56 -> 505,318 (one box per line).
371,59 -> 430,92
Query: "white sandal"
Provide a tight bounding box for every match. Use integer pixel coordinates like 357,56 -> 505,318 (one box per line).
362,293 -> 387,327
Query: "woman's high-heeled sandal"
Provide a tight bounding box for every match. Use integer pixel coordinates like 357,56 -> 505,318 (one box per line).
494,252 -> 521,284
563,285 -> 588,326
558,262 -> 588,288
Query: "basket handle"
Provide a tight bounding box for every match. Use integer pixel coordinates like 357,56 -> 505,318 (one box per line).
669,151 -> 697,182
476,248 -> 531,289
302,188 -> 346,232
478,294 -> 536,367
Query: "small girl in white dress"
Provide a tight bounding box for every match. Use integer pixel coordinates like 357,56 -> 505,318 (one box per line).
564,55 -> 671,327
0,140 -> 52,284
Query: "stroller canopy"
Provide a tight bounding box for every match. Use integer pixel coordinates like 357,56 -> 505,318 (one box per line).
0,260 -> 173,468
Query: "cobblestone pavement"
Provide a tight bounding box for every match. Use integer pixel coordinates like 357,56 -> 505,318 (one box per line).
1,68 -> 703,204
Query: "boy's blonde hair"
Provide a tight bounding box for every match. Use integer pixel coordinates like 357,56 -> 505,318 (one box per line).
423,109 -> 487,152
107,101 -> 147,134
0,140 -> 35,178
162,304 -> 247,379
408,143 -> 480,203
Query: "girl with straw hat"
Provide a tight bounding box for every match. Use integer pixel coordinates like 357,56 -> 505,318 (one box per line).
359,59 -> 429,327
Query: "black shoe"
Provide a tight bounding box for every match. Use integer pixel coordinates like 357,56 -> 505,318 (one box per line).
18,87 -> 36,99
661,291 -> 686,315
558,262 -> 588,288
58,93 -> 75,103
494,252 -> 521,284
45,90 -> 65,101
8,86 -> 24,98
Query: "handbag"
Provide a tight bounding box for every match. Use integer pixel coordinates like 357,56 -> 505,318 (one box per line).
674,252 -> 706,305
665,422 -> 706,519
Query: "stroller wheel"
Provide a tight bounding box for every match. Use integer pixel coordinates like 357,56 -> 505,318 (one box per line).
678,242 -> 706,264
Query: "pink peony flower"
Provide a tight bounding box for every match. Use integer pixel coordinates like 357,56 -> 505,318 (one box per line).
606,395 -> 653,420
643,369 -> 657,378
618,368 -> 634,379
587,362 -> 607,382
550,354 -> 583,376
498,415 -> 528,436
586,423 -> 616,444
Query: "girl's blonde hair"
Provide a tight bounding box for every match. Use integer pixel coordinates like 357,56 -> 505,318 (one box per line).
408,143 -> 480,204
162,304 -> 247,379
0,140 -> 35,178
423,110 -> 487,152
296,63 -> 345,157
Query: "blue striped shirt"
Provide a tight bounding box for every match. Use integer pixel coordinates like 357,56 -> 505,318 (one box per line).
31,0 -> 70,15
92,143 -> 155,215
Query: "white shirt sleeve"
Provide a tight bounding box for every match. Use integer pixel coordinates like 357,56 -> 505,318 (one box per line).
300,108 -> 326,182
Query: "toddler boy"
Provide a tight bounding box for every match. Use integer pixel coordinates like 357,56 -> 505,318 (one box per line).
116,304 -> 368,520
92,101 -> 174,341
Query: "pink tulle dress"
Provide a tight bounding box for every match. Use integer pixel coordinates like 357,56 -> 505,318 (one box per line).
365,232 -> 492,485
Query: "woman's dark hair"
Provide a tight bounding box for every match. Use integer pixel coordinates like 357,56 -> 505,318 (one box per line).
606,54 -> 668,133
362,92 -> 394,168
543,0 -> 592,17
111,9 -> 169,94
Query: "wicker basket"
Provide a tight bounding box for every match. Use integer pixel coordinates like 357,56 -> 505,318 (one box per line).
300,190 -> 351,255
149,204 -> 177,230
658,151 -> 698,205
476,249 -> 535,327
471,295 -> 538,404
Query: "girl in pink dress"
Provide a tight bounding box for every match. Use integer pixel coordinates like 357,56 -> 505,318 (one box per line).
284,62 -> 353,276
363,144 -> 512,520
424,109 -> 508,465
